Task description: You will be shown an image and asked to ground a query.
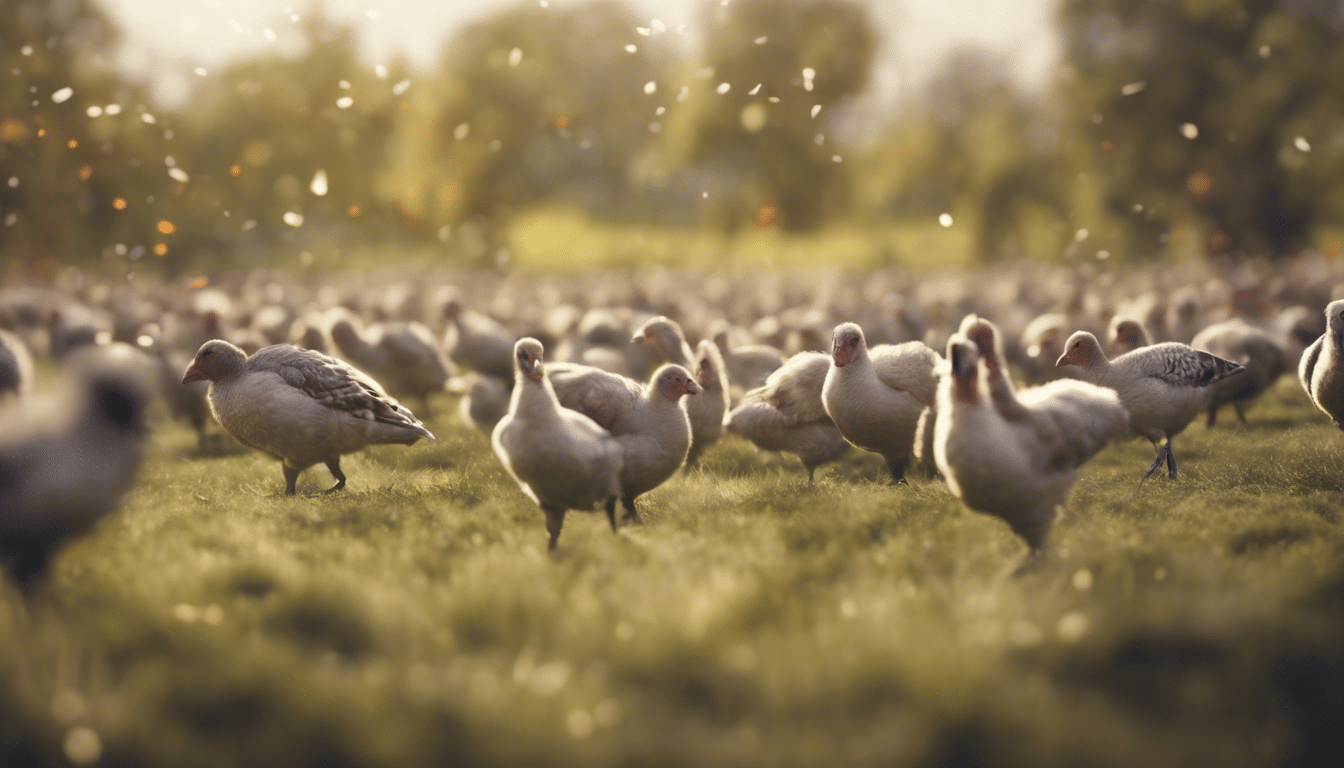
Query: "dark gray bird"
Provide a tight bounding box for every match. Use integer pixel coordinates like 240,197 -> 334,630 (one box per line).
0,344 -> 154,592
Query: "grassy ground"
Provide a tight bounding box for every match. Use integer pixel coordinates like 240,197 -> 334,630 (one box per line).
3,375 -> 1344,767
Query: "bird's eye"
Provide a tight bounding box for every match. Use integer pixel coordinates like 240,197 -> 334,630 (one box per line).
1072,342 -> 1080,349
202,350 -> 214,357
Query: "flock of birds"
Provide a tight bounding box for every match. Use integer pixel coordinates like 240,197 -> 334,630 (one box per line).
4,254 -> 1344,590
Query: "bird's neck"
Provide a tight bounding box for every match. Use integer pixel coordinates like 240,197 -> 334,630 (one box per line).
953,372 -> 979,406
512,376 -> 560,420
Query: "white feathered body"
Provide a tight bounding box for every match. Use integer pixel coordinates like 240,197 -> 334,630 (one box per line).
823,340 -> 940,458
446,311 -> 516,380
207,345 -> 431,471
1066,343 -> 1224,444
1301,327 -> 1344,429
492,375 -> 622,512
726,352 -> 849,473
935,374 -> 1128,548
688,340 -> 730,462
548,363 -> 692,499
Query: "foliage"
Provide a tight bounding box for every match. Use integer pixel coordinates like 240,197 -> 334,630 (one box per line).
855,50 -> 1073,262
659,0 -> 877,232
167,11 -> 414,274
0,0 -> 170,278
1056,0 -> 1344,259
379,1 -> 673,258
3,0 -> 1344,274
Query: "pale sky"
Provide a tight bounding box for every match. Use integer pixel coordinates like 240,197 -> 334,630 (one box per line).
100,0 -> 1061,110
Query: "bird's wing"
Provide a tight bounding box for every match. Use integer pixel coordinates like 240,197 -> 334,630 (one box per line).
1019,381 -> 1130,468
547,362 -> 642,432
870,342 -> 941,405
758,352 -> 831,425
254,345 -> 427,432
1122,343 -> 1243,388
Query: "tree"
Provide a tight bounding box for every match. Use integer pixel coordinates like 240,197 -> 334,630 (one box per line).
657,0 -> 877,232
856,50 -> 1070,262
380,0 -> 672,259
0,0 -> 167,277
1056,0 -> 1344,258
169,11 -> 411,273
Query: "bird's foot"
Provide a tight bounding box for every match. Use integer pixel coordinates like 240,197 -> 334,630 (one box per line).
1012,548 -> 1046,577
1140,454 -> 1165,485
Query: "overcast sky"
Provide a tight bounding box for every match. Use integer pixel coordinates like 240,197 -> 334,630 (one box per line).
100,0 -> 1061,109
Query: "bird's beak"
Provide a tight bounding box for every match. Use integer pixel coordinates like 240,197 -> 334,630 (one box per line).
528,358 -> 544,382
684,378 -> 701,395
631,332 -> 646,345
832,346 -> 847,368
1054,352 -> 1071,368
182,363 -> 205,384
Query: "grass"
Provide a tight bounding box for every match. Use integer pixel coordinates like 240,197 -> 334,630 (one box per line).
3,375 -> 1344,767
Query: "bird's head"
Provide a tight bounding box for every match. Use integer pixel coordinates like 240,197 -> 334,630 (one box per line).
653,364 -> 699,402
946,335 -> 980,405
1327,300 -> 1344,343
958,315 -> 1000,374
1056,331 -> 1102,369
693,340 -> 722,391
513,337 -> 545,383
830,323 -> 864,368
182,339 -> 247,384
631,316 -> 680,355
1109,318 -> 1149,353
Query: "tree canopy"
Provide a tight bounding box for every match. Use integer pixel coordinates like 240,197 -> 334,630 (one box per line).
2,0 -> 1342,276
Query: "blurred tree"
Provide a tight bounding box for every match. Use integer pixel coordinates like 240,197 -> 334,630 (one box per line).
1057,0 -> 1344,258
0,0 -> 168,278
170,11 -> 411,273
856,50 -> 1070,261
658,0 -> 877,232
380,0 -> 672,261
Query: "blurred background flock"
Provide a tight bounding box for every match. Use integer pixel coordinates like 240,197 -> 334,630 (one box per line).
2,0 -> 1342,279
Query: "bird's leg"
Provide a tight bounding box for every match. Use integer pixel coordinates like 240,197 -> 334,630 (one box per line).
605,498 -> 619,532
1206,405 -> 1218,429
886,455 -> 908,485
1234,401 -> 1248,425
1140,443 -> 1166,484
282,464 -> 300,496
621,496 -> 643,525
543,506 -> 566,553
1012,547 -> 1046,577
1165,439 -> 1178,479
324,458 -> 347,493
805,463 -> 816,484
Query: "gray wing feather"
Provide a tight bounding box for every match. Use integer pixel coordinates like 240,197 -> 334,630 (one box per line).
255,345 -> 428,433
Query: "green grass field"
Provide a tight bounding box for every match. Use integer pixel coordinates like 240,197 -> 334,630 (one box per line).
4,375 -> 1344,767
